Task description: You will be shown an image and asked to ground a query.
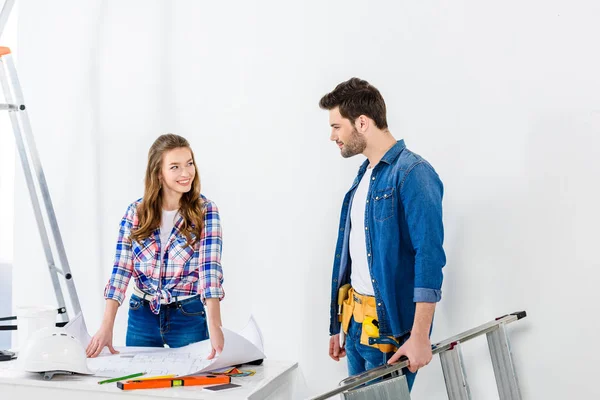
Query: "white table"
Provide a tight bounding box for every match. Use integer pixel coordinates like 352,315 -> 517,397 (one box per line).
0,358 -> 300,400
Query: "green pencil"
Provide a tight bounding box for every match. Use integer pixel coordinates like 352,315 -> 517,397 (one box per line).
97,372 -> 146,384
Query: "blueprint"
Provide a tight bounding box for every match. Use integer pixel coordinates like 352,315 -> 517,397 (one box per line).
81,316 -> 265,378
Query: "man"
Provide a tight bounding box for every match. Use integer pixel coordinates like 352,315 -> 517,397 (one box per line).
320,78 -> 446,390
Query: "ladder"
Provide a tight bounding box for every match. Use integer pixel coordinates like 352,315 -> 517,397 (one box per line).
310,311 -> 527,400
0,0 -> 82,333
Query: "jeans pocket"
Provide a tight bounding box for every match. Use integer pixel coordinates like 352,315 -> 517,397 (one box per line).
371,187 -> 395,222
177,297 -> 206,317
129,297 -> 142,311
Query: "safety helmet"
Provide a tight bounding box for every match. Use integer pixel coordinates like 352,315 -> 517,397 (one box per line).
19,327 -> 93,380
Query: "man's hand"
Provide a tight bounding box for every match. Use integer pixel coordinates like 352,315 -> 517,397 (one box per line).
388,334 -> 432,373
329,334 -> 346,361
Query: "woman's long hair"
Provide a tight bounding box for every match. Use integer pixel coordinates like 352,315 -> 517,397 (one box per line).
131,134 -> 204,246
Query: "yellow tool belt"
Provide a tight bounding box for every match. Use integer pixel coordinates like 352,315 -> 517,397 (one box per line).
340,287 -> 398,353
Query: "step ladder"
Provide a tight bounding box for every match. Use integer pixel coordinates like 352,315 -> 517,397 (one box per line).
310,311 -> 527,400
0,0 -> 82,333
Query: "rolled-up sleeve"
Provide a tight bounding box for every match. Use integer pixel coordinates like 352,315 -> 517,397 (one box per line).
104,204 -> 135,305
400,161 -> 446,303
198,200 -> 225,302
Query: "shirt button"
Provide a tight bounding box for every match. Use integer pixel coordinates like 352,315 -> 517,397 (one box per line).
377,303 -> 382,306
336,254 -> 340,258
367,253 -> 371,257
366,199 -> 370,203
372,177 -> 376,181
340,227 -> 344,232
365,227 -> 368,230
372,279 -> 375,283
375,196 -> 379,200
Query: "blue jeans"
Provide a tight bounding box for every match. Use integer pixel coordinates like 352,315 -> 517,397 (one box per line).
126,294 -> 209,347
345,317 -> 417,391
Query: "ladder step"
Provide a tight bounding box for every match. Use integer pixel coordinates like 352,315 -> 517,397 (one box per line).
440,342 -> 471,400
0,103 -> 18,110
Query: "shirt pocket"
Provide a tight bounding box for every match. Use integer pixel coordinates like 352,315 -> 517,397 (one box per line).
371,187 -> 395,222
169,237 -> 195,267
132,239 -> 157,263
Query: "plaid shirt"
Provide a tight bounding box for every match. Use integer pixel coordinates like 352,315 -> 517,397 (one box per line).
104,195 -> 225,314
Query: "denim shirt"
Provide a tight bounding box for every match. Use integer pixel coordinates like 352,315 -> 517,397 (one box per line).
329,140 -> 446,337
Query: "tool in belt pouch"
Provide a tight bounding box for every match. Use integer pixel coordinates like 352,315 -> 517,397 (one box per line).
340,288 -> 398,353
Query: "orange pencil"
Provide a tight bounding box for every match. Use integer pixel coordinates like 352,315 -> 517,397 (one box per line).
117,375 -> 230,390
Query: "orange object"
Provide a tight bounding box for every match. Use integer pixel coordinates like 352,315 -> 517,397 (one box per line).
0,47 -> 11,57
117,375 -> 230,390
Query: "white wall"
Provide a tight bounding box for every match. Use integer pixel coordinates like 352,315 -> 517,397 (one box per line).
12,1 -> 600,398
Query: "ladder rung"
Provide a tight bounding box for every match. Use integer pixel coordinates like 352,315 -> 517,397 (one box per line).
0,103 -> 18,110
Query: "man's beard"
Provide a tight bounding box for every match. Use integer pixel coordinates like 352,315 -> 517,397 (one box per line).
341,127 -> 367,158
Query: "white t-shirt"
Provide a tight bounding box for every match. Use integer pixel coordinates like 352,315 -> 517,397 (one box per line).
160,209 -> 179,262
350,167 -> 375,296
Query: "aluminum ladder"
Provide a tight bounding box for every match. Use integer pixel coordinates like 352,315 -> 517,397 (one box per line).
310,311 -> 527,400
0,0 -> 83,334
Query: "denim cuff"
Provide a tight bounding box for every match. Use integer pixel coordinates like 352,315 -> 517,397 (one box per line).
414,287 -> 442,303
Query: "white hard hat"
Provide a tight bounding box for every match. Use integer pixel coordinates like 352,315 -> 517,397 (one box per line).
19,327 -> 93,380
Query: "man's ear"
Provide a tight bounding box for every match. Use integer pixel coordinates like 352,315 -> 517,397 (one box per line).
355,115 -> 370,133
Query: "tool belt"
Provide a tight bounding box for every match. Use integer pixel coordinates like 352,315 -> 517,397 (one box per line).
340,287 -> 398,353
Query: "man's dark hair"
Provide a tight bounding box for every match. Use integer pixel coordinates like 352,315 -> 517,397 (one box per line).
319,77 -> 388,130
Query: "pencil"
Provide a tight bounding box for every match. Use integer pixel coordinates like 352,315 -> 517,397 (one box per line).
97,372 -> 146,384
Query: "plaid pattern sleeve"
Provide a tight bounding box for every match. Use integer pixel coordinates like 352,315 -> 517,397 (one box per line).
103,202 -> 136,305
198,199 -> 225,302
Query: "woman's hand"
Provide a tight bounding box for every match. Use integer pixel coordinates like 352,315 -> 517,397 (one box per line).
207,323 -> 224,360
204,298 -> 224,360
86,324 -> 119,358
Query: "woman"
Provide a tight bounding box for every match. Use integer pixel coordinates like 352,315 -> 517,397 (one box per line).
86,133 -> 225,358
